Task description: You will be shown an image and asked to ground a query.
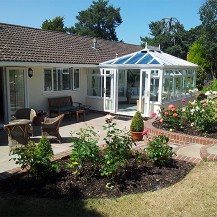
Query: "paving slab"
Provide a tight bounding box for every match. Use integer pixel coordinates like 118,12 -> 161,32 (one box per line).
176,144 -> 203,159
206,145 -> 217,155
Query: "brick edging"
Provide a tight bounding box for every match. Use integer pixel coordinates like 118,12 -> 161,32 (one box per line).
145,118 -> 217,146
200,145 -> 217,161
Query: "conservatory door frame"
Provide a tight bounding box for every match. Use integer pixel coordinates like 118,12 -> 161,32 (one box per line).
102,68 -> 117,113
139,69 -> 151,117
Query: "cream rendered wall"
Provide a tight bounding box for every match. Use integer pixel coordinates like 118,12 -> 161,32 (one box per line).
28,66 -> 88,112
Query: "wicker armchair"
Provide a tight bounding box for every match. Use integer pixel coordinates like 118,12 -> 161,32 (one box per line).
12,108 -> 37,136
4,122 -> 30,154
41,114 -> 64,143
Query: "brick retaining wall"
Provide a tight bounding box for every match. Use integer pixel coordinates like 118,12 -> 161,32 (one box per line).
144,118 -> 217,146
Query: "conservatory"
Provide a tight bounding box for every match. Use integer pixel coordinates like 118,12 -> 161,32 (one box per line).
93,45 -> 198,117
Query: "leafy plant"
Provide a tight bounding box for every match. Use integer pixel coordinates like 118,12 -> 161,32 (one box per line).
11,136 -> 59,179
69,126 -> 101,177
146,135 -> 174,166
100,115 -> 134,179
159,104 -> 183,130
130,111 -> 144,132
184,99 -> 216,132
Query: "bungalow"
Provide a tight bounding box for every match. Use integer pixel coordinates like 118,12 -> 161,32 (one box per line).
0,23 -> 197,124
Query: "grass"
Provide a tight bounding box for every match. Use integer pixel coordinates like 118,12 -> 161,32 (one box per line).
0,161 -> 217,217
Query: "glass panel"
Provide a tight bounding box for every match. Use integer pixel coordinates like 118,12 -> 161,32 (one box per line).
114,55 -> 131,64
162,78 -> 170,102
57,69 -> 62,91
9,69 -> 25,116
44,68 -> 52,91
62,68 -> 70,90
149,59 -> 160,64
137,54 -> 153,64
105,74 -> 114,111
73,69 -> 80,89
174,77 -> 182,98
151,70 -> 159,76
125,53 -> 145,64
87,75 -> 102,96
150,78 -> 159,101
118,70 -> 125,97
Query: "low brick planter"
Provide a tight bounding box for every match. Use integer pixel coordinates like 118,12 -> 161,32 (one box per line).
144,118 -> 217,146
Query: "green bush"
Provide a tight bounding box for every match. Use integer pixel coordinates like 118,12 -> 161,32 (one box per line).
146,135 -> 174,167
101,120 -> 134,179
130,111 -> 144,132
68,126 -> 101,176
159,104 -> 183,130
202,79 -> 217,93
11,136 -> 59,179
184,99 -> 216,133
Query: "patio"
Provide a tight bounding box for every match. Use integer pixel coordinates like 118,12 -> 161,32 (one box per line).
0,112 -> 132,174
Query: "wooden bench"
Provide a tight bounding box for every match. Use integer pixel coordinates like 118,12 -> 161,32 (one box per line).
48,96 -> 81,118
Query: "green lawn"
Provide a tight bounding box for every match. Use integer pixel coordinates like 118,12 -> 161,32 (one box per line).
0,161 -> 217,217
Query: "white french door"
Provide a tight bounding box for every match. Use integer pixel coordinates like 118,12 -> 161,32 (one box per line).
102,69 -> 116,113
139,70 -> 151,117
6,68 -> 28,120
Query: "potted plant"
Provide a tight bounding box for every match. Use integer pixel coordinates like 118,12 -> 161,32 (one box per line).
130,111 -> 144,141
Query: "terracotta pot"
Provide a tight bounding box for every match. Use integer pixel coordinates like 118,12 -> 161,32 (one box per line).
130,131 -> 143,141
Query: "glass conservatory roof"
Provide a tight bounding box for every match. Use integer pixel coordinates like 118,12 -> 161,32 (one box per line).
100,46 -> 198,67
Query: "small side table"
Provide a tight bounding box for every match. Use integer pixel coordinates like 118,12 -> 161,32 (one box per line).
71,110 -> 85,122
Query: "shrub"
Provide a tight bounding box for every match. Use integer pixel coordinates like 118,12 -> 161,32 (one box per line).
11,136 -> 59,179
146,135 -> 174,166
130,111 -> 144,132
184,99 -> 216,133
68,126 -> 101,176
159,105 -> 183,130
100,115 -> 134,179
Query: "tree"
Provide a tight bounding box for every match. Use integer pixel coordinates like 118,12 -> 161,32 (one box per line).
71,0 -> 122,41
199,0 -> 217,78
140,20 -> 188,59
187,41 -> 211,90
41,16 -> 66,32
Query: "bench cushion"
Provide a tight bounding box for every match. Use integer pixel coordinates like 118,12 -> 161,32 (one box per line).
50,106 -> 79,112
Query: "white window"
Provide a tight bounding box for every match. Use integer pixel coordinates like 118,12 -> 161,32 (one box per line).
73,68 -> 80,90
44,67 -> 79,92
87,69 -> 103,97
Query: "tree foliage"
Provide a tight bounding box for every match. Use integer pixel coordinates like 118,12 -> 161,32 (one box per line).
199,0 -> 217,78
41,16 -> 66,32
187,41 -> 211,90
70,0 -> 122,41
140,20 -> 188,59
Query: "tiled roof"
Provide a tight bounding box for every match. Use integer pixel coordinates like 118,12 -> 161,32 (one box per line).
0,23 -> 142,65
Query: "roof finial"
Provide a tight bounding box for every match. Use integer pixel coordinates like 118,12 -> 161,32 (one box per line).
158,44 -> 161,50
145,42 -> 148,49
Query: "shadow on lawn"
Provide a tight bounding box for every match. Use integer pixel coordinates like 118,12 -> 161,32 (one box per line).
0,196 -> 103,217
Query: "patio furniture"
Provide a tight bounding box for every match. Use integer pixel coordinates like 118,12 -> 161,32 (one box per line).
41,114 -> 64,143
4,120 -> 31,153
48,96 -> 81,118
71,109 -> 85,122
12,108 -> 37,136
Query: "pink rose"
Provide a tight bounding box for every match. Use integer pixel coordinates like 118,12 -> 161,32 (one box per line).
164,111 -> 169,116
151,112 -> 157,117
203,103 -> 207,107
182,98 -> 186,103
173,113 -> 178,117
142,129 -> 149,135
105,114 -> 113,123
168,104 -> 175,109
159,118 -> 164,123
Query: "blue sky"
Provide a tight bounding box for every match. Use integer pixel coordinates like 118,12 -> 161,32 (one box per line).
1,0 -> 204,45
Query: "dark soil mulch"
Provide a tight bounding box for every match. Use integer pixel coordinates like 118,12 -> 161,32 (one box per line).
0,157 -> 195,199
153,120 -> 217,139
